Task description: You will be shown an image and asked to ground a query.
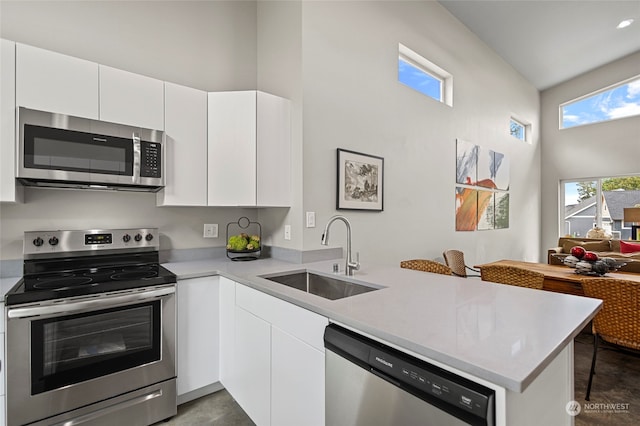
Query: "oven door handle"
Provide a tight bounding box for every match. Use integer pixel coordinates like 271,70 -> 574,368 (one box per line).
7,286 -> 175,319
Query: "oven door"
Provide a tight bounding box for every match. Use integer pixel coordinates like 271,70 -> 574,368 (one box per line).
6,285 -> 176,426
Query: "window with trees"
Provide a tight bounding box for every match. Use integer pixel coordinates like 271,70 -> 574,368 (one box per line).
509,117 -> 530,142
561,175 -> 640,239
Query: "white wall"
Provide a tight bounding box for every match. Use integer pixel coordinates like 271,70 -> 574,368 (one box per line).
540,51 -> 640,260
299,1 -> 541,267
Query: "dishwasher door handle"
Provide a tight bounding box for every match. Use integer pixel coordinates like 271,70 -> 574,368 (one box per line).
370,367 -> 404,389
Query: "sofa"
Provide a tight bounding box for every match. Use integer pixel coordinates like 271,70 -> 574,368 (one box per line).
548,237 -> 640,273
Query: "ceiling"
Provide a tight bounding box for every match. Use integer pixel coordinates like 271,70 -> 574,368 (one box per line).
439,0 -> 640,90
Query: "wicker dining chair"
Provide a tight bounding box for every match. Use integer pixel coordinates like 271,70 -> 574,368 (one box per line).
400,259 -> 452,276
581,278 -> 640,401
479,264 -> 544,289
442,249 -> 481,278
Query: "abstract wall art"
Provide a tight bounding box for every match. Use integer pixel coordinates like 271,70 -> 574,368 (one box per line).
454,140 -> 510,231
456,139 -> 478,185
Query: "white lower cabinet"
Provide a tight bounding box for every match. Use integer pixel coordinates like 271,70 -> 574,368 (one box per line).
219,277 -> 236,394
233,306 -> 271,426
220,280 -> 327,426
271,326 -> 325,426
177,276 -> 219,402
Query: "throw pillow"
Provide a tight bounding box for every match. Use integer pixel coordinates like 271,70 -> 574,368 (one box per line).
620,240 -> 640,254
562,239 -> 611,253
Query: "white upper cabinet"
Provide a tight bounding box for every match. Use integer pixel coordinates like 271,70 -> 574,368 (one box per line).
208,91 -> 257,206
99,65 -> 164,130
208,91 -> 291,207
0,39 -> 22,203
157,82 -> 208,206
16,43 -> 99,119
256,92 -> 291,207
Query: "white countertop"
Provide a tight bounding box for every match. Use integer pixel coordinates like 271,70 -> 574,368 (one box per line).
163,257 -> 601,393
0,277 -> 20,302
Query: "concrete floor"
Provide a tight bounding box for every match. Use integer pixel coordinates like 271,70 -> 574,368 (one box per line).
164,389 -> 254,426
166,330 -> 640,425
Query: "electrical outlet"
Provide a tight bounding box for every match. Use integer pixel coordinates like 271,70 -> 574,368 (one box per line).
306,212 -> 316,228
203,224 -> 218,238
284,225 -> 291,240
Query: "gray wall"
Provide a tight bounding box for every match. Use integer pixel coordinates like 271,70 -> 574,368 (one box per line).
0,0 -> 257,91
299,1 -> 541,267
0,0 -> 260,261
1,1 -> 544,270
540,51 -> 640,260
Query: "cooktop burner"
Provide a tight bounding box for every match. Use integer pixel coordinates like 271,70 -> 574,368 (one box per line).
5,228 -> 177,306
24,264 -> 163,291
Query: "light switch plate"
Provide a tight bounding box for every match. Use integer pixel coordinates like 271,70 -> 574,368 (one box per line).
284,225 -> 291,240
204,224 -> 218,238
306,212 -> 316,228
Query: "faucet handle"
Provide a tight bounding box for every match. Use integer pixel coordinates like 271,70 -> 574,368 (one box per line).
354,252 -> 361,270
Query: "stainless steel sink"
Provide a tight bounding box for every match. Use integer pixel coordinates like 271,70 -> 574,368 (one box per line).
260,270 -> 382,300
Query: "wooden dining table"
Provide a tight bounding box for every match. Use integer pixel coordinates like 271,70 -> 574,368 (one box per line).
474,259 -> 640,296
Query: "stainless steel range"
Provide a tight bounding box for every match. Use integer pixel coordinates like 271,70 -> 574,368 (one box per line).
5,228 -> 177,426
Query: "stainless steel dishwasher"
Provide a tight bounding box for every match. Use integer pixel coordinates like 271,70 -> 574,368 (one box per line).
324,324 -> 495,426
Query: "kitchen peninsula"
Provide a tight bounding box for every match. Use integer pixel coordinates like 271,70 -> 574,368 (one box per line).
165,258 -> 601,426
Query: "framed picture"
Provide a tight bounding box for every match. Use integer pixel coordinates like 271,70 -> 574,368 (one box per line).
337,148 -> 384,211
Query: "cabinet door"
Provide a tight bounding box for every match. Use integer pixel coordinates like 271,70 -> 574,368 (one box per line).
176,277 -> 219,398
234,306 -> 271,426
219,277 -> 236,394
207,91 -> 257,206
99,65 -> 164,130
157,82 -> 207,206
16,43 -> 99,119
271,326 -> 324,426
256,92 -> 291,207
0,39 -> 22,203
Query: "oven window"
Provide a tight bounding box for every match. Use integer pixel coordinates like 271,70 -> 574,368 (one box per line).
31,301 -> 160,395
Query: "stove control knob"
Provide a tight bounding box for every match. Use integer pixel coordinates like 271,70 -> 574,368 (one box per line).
145,233 -> 154,242
134,233 -> 143,242
33,237 -> 44,247
122,234 -> 131,243
48,236 -> 59,246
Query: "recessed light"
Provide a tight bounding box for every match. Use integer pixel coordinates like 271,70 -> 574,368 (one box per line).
617,18 -> 634,29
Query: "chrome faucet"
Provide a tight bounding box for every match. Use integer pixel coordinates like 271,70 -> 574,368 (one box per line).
321,215 -> 360,276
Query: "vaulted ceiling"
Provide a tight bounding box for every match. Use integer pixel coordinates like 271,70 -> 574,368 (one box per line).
439,0 -> 640,90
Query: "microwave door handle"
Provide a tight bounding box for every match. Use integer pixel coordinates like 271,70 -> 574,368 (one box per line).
7,286 -> 175,319
132,133 -> 141,184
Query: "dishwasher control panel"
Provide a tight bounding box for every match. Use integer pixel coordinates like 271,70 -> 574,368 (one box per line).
369,348 -> 491,418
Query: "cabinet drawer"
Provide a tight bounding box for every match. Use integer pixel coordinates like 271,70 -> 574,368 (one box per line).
235,284 -> 328,351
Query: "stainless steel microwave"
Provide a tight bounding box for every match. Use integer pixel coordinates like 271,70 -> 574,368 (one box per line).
17,107 -> 165,192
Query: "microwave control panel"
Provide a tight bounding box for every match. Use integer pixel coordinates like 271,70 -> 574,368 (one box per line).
140,141 -> 161,178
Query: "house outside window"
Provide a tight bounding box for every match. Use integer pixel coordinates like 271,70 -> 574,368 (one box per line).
561,176 -> 640,239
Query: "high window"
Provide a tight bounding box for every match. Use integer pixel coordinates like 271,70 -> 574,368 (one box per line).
560,76 -> 640,129
509,118 -> 529,142
561,175 -> 640,239
398,43 -> 453,106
